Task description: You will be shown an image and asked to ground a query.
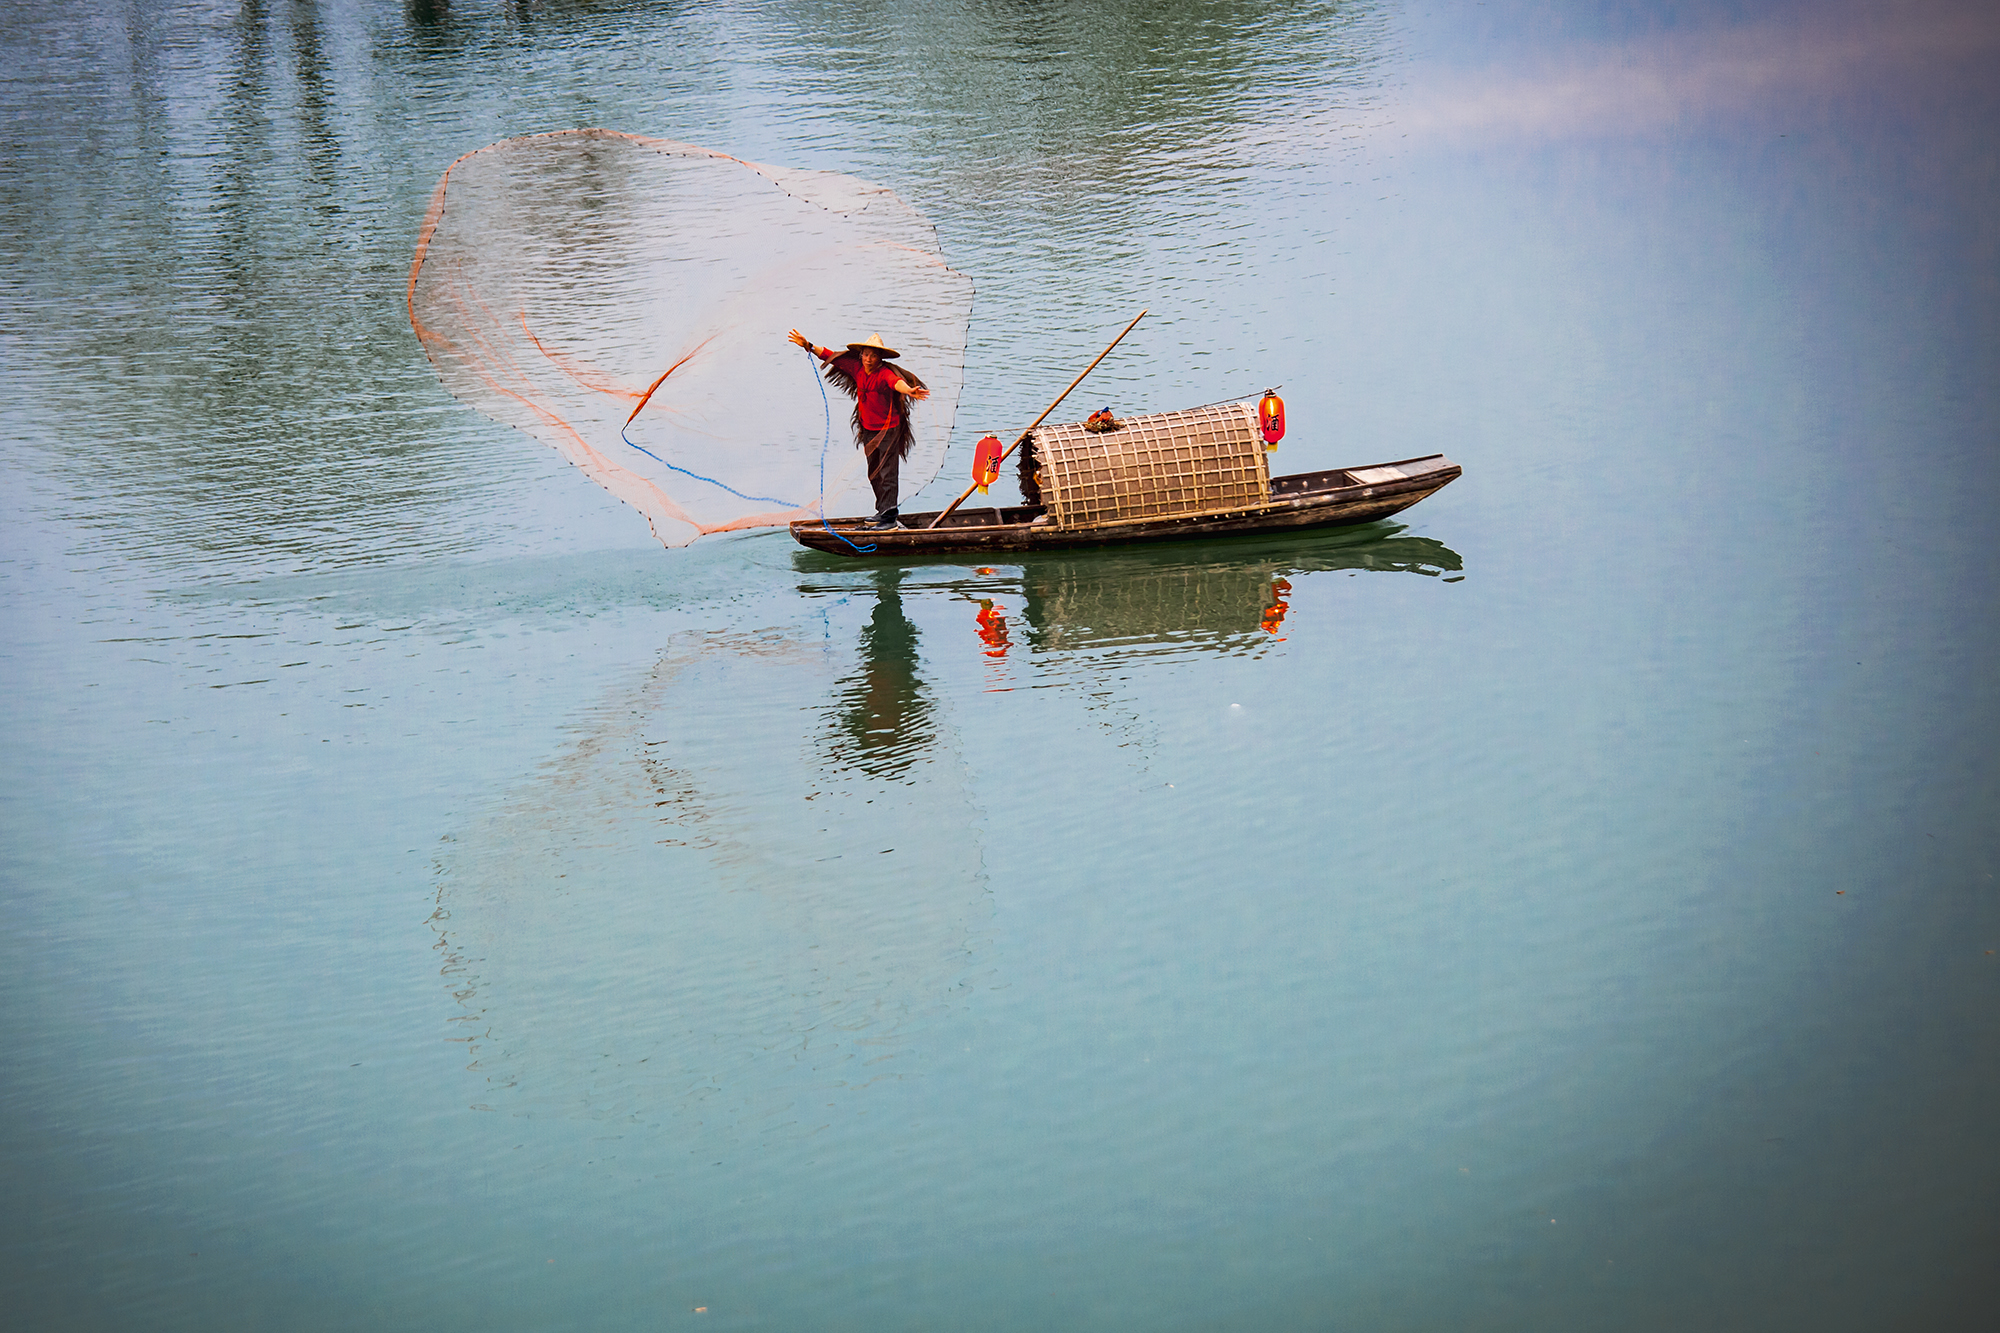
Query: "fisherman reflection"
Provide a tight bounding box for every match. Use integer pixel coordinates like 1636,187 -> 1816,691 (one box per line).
826,567 -> 936,779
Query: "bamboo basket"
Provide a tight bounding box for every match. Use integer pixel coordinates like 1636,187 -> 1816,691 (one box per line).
1032,400 -> 1270,530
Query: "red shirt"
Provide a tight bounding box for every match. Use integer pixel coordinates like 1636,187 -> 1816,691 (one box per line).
827,351 -> 904,432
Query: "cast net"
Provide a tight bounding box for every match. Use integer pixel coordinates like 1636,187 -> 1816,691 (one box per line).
407,129 -> 971,546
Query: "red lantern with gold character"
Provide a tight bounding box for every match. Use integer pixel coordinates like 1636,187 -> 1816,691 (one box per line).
1258,389 -> 1286,447
971,435 -> 1004,493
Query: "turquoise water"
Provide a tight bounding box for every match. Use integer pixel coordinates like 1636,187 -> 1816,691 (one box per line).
4,2 -> 1996,1328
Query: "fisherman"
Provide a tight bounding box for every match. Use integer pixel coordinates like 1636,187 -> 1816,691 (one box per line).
787,329 -> 931,529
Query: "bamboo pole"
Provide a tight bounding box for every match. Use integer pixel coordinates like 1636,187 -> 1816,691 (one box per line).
926,308 -> 1148,530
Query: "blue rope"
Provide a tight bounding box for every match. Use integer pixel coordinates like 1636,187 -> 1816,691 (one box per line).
805,348 -> 876,555
620,417 -> 800,509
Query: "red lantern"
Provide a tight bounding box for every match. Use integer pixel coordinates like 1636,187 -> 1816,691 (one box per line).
1258,390 -> 1286,447
972,435 -> 1003,492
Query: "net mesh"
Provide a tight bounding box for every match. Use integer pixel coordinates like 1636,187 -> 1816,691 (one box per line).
407,129 -> 971,547
1034,401 -> 1270,529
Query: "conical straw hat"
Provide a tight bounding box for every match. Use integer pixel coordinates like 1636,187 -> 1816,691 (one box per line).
845,333 -> 900,359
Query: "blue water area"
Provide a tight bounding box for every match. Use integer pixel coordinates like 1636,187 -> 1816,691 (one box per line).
2,2 -> 1995,1330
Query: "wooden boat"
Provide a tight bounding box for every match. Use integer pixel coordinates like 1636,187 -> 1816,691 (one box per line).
792,397 -> 1459,557
793,455 -> 1460,555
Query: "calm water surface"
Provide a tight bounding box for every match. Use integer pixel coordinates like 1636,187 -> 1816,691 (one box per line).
4,2 -> 1997,1329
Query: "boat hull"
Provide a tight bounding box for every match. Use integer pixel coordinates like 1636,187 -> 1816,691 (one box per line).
791,455 -> 1462,556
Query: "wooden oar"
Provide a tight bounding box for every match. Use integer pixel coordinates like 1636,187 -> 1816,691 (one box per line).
927,308 -> 1148,529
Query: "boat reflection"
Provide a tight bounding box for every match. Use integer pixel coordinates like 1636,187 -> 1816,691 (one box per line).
798,521 -> 1463,669
1007,526 -> 1461,658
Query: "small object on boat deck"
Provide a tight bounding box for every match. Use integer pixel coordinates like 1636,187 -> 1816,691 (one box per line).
1084,407 -> 1121,433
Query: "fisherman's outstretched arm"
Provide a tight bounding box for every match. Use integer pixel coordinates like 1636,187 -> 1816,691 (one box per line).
786,328 -> 832,359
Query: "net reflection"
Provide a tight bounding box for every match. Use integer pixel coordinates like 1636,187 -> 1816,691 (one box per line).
431,618 -> 989,1132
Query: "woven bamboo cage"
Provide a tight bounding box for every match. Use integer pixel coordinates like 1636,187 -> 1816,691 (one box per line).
1032,400 -> 1271,530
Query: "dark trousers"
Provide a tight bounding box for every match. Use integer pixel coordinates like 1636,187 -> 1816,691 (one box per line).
862,428 -> 900,517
